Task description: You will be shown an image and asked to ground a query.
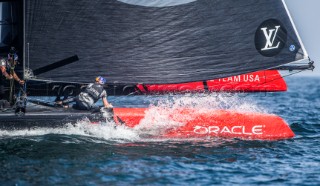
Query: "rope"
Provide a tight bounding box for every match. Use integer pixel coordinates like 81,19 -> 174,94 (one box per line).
9,55 -> 15,105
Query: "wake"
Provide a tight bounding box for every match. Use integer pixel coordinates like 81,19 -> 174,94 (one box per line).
0,94 -> 268,141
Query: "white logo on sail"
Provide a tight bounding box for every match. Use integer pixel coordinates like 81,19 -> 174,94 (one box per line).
261,26 -> 281,51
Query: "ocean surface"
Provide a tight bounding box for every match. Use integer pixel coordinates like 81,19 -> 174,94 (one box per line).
0,76 -> 319,185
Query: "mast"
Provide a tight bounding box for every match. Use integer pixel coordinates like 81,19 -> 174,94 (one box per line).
23,0 -> 25,80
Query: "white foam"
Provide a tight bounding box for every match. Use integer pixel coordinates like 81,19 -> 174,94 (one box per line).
146,93 -> 268,113
133,93 -> 268,137
134,106 -> 186,136
0,94 -> 268,141
0,120 -> 140,142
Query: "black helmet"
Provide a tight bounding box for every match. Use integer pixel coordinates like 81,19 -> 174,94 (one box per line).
9,47 -> 16,54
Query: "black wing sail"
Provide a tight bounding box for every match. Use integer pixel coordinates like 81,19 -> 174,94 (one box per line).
25,0 -> 308,84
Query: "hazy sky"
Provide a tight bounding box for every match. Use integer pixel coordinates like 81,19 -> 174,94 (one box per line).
285,0 -> 320,76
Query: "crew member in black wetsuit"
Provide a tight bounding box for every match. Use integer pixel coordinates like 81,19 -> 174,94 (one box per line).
56,76 -> 112,112
0,47 -> 25,108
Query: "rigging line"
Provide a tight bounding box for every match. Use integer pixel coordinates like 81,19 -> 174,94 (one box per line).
9,55 -> 15,105
9,3 -> 16,105
10,3 -> 14,42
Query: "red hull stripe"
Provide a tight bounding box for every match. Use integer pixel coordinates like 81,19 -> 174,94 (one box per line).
136,70 -> 287,93
113,108 -> 294,140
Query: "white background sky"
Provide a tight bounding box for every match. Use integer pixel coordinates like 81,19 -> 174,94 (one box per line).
285,0 -> 320,76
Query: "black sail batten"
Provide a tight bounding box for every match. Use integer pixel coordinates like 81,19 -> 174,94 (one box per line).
25,0 -> 308,84
25,79 -> 140,97
33,55 -> 79,76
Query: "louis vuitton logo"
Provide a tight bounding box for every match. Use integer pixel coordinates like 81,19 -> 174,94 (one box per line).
261,26 -> 281,51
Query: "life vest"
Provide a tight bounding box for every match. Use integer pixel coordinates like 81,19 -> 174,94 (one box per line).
84,83 -> 105,103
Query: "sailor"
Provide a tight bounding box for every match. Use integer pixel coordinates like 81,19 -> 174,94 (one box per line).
0,47 -> 25,107
56,76 -> 112,112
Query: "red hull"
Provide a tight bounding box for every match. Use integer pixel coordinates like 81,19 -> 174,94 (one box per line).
113,108 -> 294,140
137,70 -> 287,93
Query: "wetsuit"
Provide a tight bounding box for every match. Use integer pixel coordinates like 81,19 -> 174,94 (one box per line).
62,83 -> 107,112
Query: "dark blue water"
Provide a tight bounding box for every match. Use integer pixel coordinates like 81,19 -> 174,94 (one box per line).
1,77 -> 319,185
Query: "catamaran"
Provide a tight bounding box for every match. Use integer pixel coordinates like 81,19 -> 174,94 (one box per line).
0,0 -> 315,140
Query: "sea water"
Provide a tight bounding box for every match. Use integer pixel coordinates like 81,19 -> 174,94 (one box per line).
0,76 -> 319,185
